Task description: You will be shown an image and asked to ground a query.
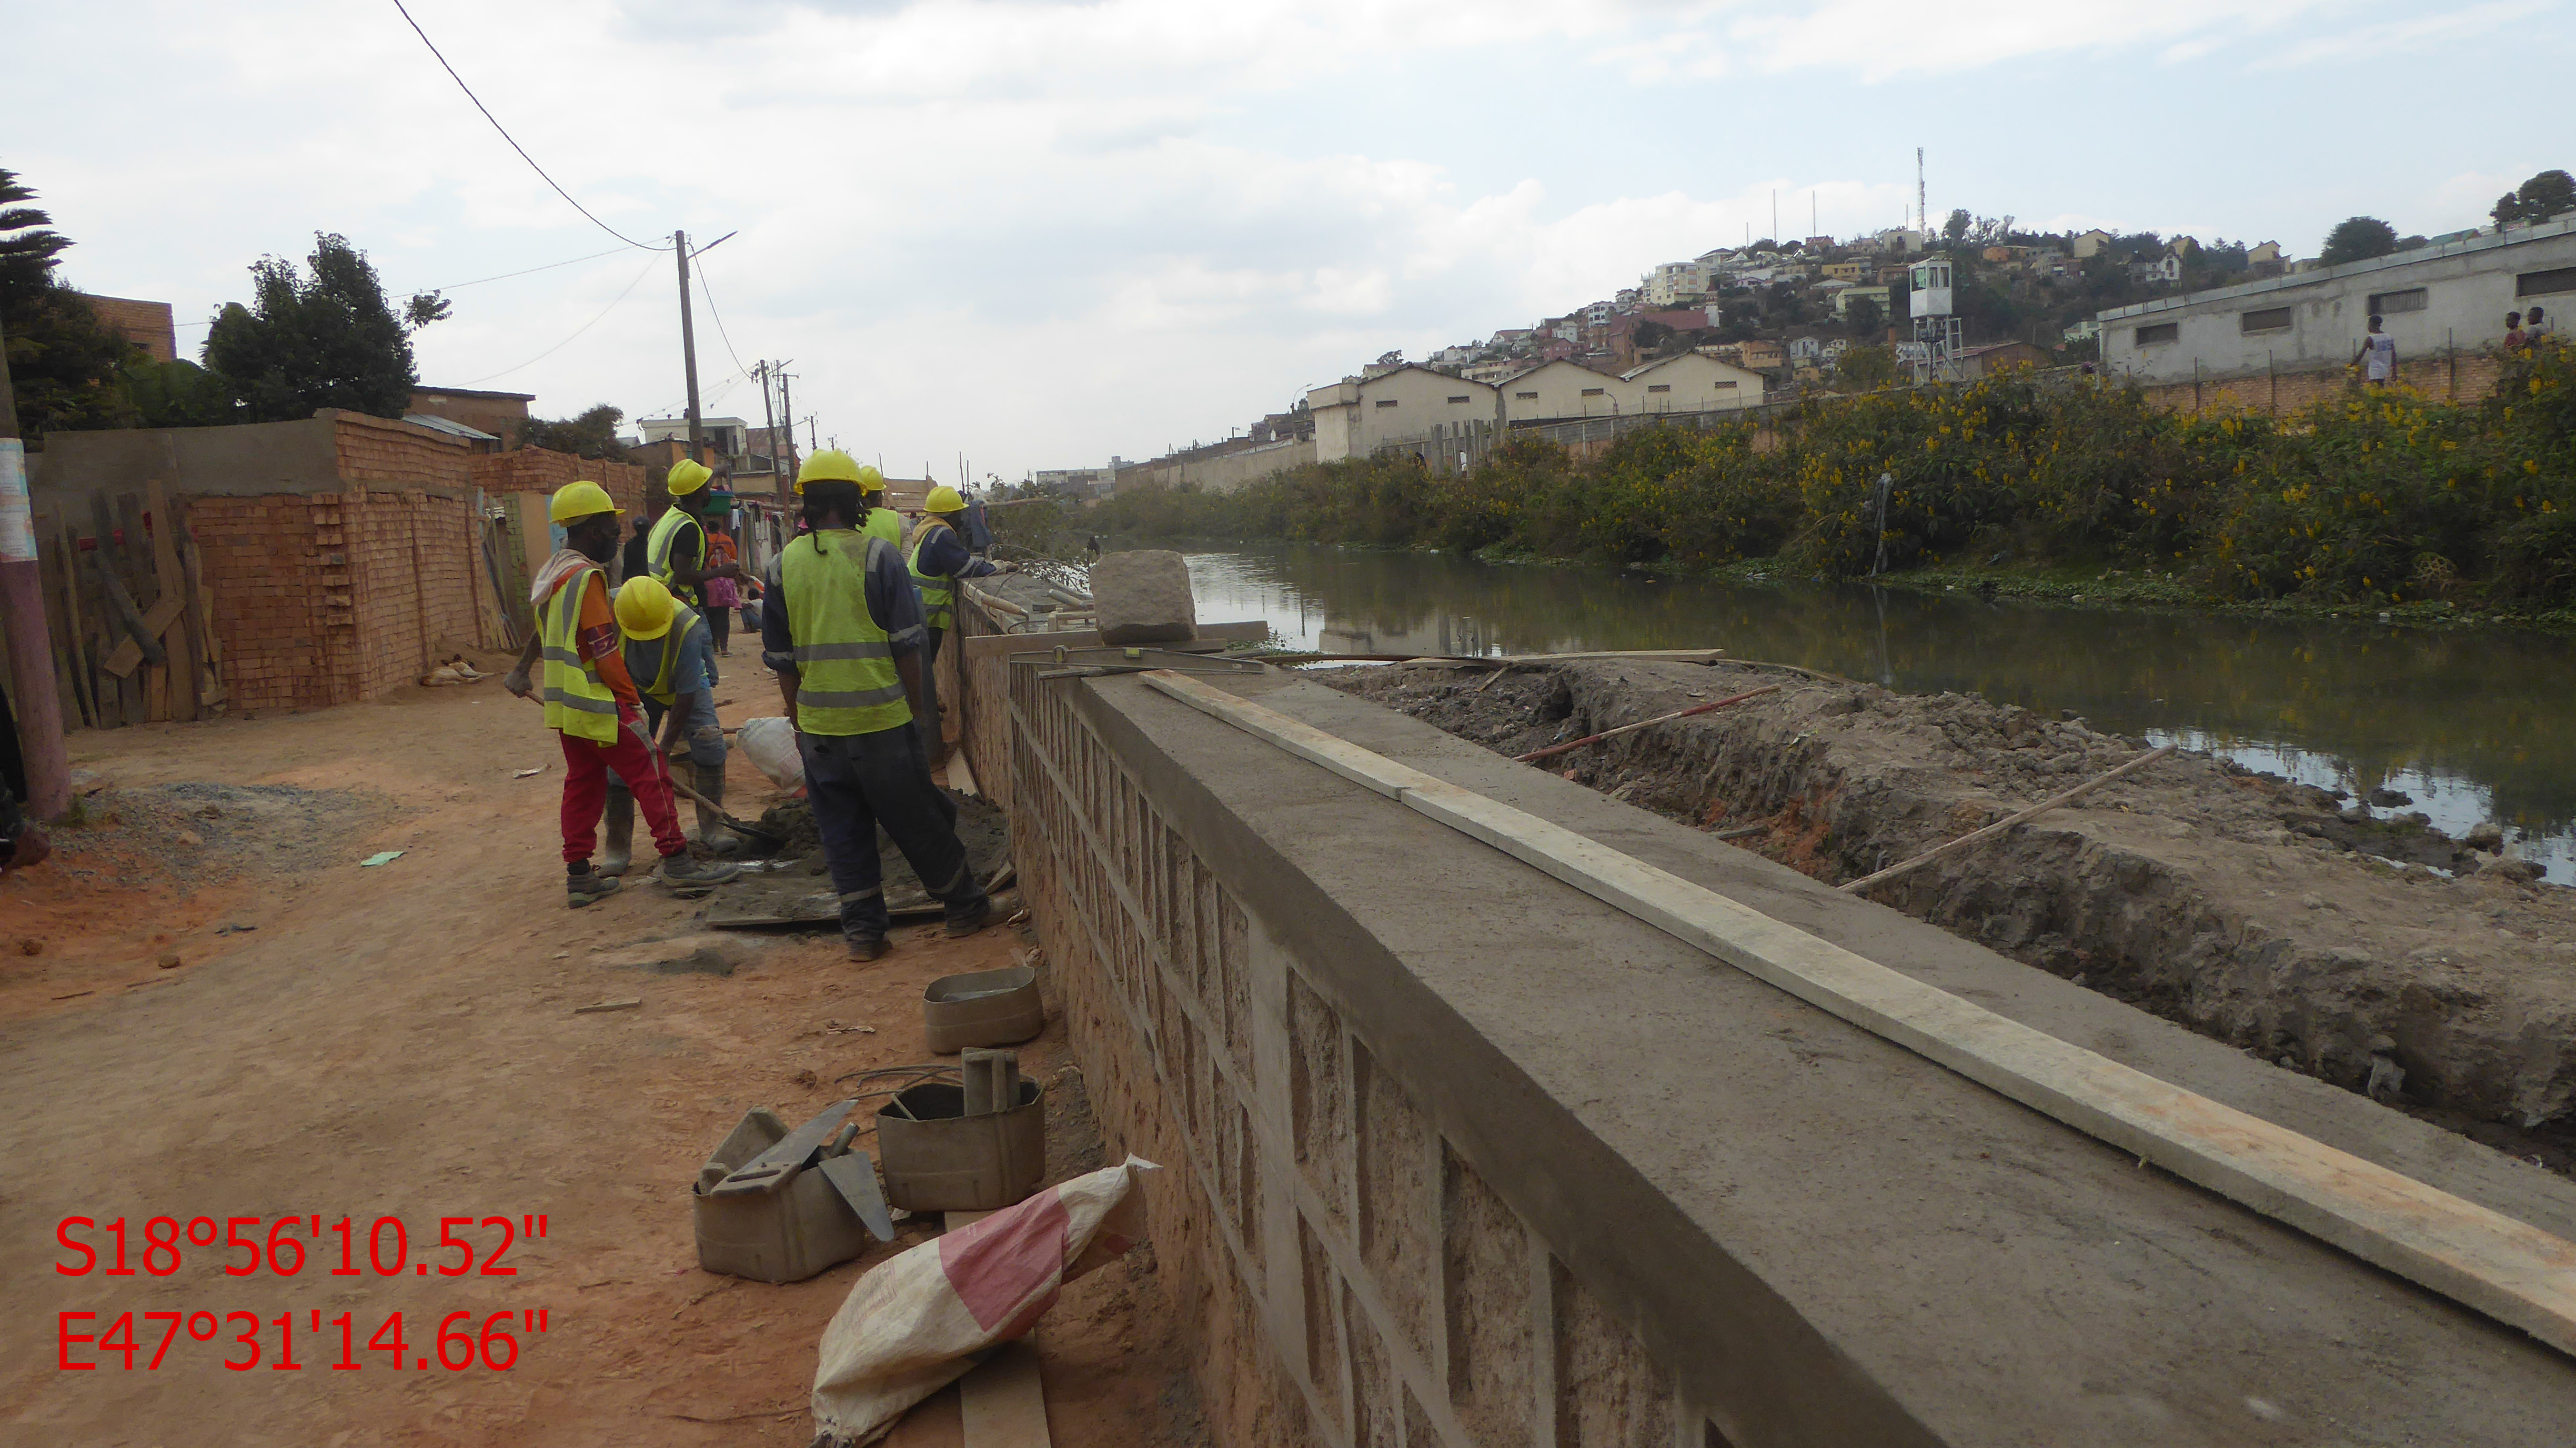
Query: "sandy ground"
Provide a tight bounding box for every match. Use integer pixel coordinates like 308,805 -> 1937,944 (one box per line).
1329,657 -> 2576,1168
2,672 -> 1204,1447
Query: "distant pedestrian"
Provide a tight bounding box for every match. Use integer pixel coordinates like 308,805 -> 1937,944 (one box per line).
962,492 -> 994,557
2356,315 -> 2396,386
2505,311 -> 2528,350
620,514 -> 650,586
703,519 -> 741,657
2527,305 -> 2552,345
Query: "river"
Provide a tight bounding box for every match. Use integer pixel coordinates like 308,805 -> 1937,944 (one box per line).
1169,541 -> 2576,884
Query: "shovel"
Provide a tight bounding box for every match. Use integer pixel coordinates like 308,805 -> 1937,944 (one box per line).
664,775 -> 792,850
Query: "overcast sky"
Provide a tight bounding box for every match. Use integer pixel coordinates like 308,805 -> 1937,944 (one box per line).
11,0 -> 2570,480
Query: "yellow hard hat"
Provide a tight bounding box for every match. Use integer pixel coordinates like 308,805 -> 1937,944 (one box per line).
613,575 -> 678,641
925,484 -> 966,514
798,449 -> 861,491
666,458 -> 713,497
855,465 -> 887,495
549,479 -> 623,525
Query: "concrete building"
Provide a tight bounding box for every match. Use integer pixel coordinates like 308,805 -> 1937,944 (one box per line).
1643,260 -> 1715,306
78,293 -> 177,363
1621,353 -> 1765,412
2130,255 -> 2182,285
1736,339 -> 1788,372
2073,228 -> 2114,258
1307,366 -> 1500,463
1823,259 -> 1868,283
1033,459 -> 1130,498
407,386 -> 535,450
639,415 -> 752,467
1787,336 -> 1822,365
2098,217 -> 2576,385
1833,284 -> 1893,319
1497,360 -> 1623,423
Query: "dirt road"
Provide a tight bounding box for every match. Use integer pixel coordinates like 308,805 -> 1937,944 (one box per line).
2,676 -> 1201,1446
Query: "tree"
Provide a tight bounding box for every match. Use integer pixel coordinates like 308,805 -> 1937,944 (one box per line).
2319,216 -> 2399,266
524,403 -> 628,459
1837,344 -> 1896,387
2493,169 -> 2576,227
1944,208 -> 1971,243
204,233 -> 432,423
0,166 -> 143,437
1631,321 -> 1673,353
1845,296 -> 1883,336
122,359 -> 239,428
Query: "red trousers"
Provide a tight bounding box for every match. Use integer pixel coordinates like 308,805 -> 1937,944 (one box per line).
557,717 -> 688,865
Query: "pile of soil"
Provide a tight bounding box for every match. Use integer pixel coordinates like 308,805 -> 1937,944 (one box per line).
1327,659 -> 2576,1167
734,788 -> 1012,915
46,781 -> 391,886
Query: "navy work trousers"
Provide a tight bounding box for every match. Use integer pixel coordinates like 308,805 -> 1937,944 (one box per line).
797,723 -> 987,943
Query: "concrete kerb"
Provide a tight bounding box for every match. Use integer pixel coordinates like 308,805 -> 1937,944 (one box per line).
1033,662 -> 2576,1445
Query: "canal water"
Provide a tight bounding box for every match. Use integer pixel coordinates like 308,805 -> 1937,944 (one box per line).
1172,541 -> 2576,884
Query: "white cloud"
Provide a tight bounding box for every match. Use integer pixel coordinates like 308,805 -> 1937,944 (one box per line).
2258,0 -> 2547,67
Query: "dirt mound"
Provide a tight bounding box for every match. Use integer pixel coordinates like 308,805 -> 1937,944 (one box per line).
46,781 -> 393,886
733,788 -> 1013,916
1329,659 -> 2576,1167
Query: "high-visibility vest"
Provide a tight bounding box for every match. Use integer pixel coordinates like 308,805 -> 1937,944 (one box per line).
907,517 -> 957,631
647,508 -> 706,606
780,529 -> 911,737
630,604 -> 707,707
540,567 -> 619,743
862,506 -> 900,546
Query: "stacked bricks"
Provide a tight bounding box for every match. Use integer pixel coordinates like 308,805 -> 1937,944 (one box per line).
190,495 -> 332,716
2137,349 -> 2508,416
467,446 -> 649,519
1008,668 -> 1688,1448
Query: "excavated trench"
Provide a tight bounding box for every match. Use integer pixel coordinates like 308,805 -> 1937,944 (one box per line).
1324,658 -> 2576,1170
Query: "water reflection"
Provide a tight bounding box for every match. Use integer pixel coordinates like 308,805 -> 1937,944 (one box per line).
1178,542 -> 2576,883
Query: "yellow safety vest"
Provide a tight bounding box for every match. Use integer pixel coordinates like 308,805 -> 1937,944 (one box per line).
862,505 -> 901,546
646,508 -> 706,606
780,529 -> 911,736
540,567 -> 619,743
907,517 -> 957,631
628,604 -> 707,707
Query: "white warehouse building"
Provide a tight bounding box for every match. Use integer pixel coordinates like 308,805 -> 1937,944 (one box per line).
2097,219 -> 2576,385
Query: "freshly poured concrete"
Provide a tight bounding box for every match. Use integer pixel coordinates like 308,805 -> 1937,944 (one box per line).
1071,669 -> 2576,1446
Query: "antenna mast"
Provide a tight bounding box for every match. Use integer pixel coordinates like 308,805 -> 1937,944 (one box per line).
1916,147 -> 1927,240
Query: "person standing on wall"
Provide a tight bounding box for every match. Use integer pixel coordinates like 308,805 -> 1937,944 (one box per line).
905,485 -> 1013,768
502,481 -> 740,906
2355,314 -> 2396,387
764,454 -> 993,961
596,574 -> 740,873
962,489 -> 994,558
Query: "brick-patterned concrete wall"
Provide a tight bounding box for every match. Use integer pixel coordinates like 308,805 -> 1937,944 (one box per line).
1009,669 -> 1688,1448
468,447 -> 649,519
2136,349 -> 2506,415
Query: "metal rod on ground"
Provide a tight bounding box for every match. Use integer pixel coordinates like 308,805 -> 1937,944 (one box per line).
0,315 -> 71,818
1837,744 -> 2177,895
1514,684 -> 1782,763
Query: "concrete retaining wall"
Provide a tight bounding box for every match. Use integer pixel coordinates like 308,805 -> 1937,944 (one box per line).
991,661 -> 2576,1446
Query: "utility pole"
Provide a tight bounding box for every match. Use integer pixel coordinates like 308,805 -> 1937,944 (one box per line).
776,371 -> 800,478
0,316 -> 70,821
806,415 -> 818,453
754,358 -> 788,495
1917,147 -> 1927,245
675,229 -> 705,464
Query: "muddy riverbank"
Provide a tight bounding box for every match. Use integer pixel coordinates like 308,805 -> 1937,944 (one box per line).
1325,657 -> 2576,1168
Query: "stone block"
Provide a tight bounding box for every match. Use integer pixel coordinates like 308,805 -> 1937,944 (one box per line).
1355,1040 -> 1438,1367
1090,548 -> 1196,644
1444,1145 -> 1535,1448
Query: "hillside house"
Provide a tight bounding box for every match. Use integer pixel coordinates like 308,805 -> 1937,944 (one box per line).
2074,228 -> 2115,258
1497,360 -> 1623,423
1823,260 -> 1868,283
1736,339 -> 1788,372
1621,353 -> 1764,413
1832,285 -> 1893,319
1308,366 -> 1501,462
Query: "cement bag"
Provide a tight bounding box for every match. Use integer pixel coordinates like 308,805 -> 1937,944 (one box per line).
810,1156 -> 1160,1446
736,716 -> 805,799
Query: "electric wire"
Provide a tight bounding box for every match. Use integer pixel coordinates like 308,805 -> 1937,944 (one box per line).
421,245 -> 637,294
460,254 -> 661,386
690,250 -> 752,378
388,0 -> 671,252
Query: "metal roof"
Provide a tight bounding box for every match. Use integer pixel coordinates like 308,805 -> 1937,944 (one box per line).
400,413 -> 499,441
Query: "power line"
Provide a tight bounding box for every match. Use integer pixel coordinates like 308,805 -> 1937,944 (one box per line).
421,245 -> 637,294
388,0 -> 670,253
690,252 -> 752,378
461,254 -> 661,386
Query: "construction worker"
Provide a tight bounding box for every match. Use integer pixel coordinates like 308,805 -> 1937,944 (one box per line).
597,576 -> 737,873
799,451 -> 905,546
646,458 -> 743,611
766,454 -> 992,961
503,481 -> 739,906
905,485 -> 1011,765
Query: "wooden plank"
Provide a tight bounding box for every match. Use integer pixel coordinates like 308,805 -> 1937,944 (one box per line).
1136,669 -> 2576,1356
1837,745 -> 2176,894
113,494 -> 169,721
147,481 -> 205,720
51,517 -> 95,727
174,495 -> 220,712
90,496 -> 145,722
957,1341 -> 1050,1448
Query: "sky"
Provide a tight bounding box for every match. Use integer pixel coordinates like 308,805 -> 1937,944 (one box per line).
9,0 -> 2571,481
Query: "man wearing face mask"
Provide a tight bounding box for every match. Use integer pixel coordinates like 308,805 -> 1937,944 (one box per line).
504,481 -> 740,906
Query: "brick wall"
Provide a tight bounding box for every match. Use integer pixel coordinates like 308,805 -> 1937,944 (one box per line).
2137,349 -> 2507,415
467,447 -> 650,519
333,410 -> 472,491
191,495 -> 331,716
78,293 -> 177,364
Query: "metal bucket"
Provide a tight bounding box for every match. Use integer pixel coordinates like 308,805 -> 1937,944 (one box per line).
876,1081 -> 1046,1212
922,964 -> 1044,1053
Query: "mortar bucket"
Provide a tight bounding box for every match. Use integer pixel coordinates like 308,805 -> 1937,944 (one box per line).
922,965 -> 1044,1053
876,1081 -> 1046,1212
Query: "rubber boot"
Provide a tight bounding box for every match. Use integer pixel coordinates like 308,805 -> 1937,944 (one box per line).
598,787 -> 635,878
566,861 -> 619,909
693,763 -> 741,856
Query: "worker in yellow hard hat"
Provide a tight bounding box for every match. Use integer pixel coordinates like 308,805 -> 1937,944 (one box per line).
503,482 -> 738,904
596,576 -> 739,870
904,484 -> 1014,767
644,456 -> 743,615
797,450 -> 901,546
762,465 -> 994,960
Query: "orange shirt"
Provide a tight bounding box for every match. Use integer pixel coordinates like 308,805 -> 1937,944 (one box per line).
568,571 -> 640,706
